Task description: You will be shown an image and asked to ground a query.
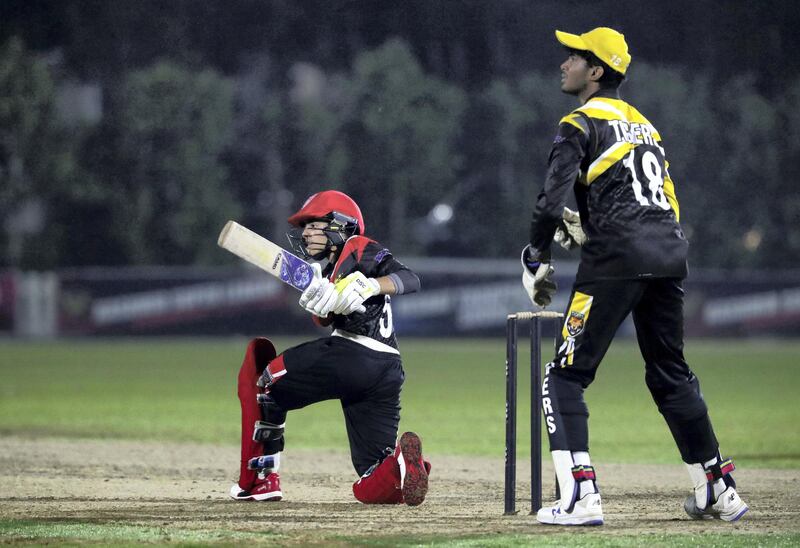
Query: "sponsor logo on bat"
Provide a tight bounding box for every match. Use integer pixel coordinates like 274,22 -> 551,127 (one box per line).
279,251 -> 313,290
294,264 -> 312,289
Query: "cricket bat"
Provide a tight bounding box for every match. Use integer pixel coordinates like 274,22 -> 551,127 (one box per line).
217,220 -> 315,291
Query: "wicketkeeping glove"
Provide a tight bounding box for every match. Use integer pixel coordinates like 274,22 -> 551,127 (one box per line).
553,207 -> 586,250
521,244 -> 557,307
332,272 -> 381,315
298,263 -> 338,318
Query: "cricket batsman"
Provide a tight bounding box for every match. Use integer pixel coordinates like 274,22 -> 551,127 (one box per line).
521,27 -> 748,525
230,190 -> 429,505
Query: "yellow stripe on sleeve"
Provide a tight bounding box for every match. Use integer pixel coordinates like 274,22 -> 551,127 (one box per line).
559,113 -> 587,133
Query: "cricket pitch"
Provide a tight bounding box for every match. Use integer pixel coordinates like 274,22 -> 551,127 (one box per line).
1,436 -> 797,544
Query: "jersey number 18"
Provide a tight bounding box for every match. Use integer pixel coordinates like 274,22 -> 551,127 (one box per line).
622,148 -> 670,210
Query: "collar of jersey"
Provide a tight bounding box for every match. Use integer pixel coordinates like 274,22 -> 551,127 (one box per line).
586,89 -> 620,102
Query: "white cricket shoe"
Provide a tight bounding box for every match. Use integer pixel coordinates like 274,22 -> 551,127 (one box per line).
684,486 -> 748,522
536,492 -> 604,526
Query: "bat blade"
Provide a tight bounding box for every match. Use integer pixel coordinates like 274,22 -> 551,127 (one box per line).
217,220 -> 314,291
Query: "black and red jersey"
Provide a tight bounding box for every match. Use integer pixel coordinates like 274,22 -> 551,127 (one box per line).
320,236 -> 420,353
530,89 -> 688,282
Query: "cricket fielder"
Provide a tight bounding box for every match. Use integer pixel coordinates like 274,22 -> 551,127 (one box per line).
521,27 -> 748,525
230,190 -> 429,505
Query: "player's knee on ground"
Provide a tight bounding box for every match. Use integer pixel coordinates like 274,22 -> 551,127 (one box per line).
352,451 -> 403,504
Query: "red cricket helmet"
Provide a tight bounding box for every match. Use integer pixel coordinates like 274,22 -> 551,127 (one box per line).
287,190 -> 365,235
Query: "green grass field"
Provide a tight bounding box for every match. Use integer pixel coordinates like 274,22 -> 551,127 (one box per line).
1,336 -> 799,546
1,337 -> 798,468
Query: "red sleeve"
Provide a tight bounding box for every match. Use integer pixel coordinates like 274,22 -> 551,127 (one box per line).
330,236 -> 373,281
312,315 -> 333,327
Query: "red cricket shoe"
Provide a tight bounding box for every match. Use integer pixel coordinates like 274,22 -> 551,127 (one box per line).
229,472 -> 282,501
397,432 -> 428,506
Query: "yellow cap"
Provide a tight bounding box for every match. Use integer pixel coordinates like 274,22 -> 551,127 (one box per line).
555,27 -> 631,75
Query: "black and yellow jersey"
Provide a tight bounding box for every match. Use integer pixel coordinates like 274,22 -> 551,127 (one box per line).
530,89 -> 688,282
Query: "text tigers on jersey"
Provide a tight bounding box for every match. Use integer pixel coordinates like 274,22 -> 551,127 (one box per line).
607,119 -> 657,146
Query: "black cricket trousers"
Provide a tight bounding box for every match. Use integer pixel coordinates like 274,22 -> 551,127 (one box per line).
269,336 -> 405,475
543,277 -> 719,463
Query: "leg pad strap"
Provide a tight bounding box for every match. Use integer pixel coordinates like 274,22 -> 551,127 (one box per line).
253,421 -> 285,443
248,454 -> 278,471
572,465 -> 596,482
254,391 -> 286,453
705,458 -> 735,482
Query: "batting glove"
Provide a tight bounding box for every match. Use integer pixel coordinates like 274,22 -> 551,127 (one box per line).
521,244 -> 557,308
298,263 -> 338,318
332,272 -> 381,315
553,207 -> 586,250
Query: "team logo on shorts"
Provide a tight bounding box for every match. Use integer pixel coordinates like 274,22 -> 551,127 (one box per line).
566,311 -> 586,337
559,291 -> 593,366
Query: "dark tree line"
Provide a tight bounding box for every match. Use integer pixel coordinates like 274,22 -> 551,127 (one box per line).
1,1 -> 798,269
